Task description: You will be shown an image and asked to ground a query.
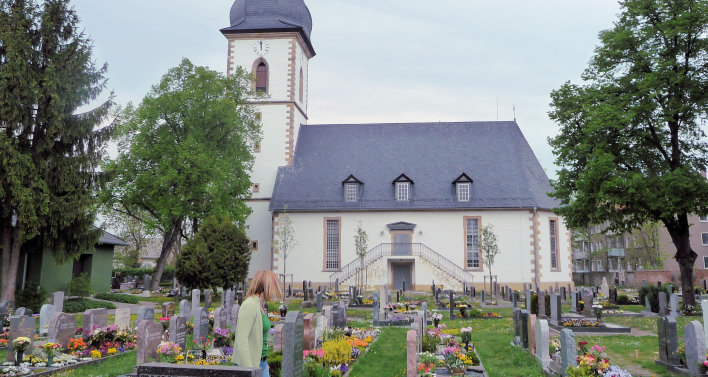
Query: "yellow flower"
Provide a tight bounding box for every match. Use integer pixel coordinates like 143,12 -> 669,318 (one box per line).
107,348 -> 117,355
175,355 -> 185,361
90,350 -> 102,359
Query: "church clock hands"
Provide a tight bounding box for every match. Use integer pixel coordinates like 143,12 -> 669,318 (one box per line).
253,40 -> 270,56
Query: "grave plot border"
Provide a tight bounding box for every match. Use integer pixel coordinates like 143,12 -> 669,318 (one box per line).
653,362 -> 708,377
136,362 -> 260,377
431,345 -> 488,377
548,322 -> 631,334
23,351 -> 134,377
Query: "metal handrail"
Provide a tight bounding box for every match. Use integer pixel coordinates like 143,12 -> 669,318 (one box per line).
329,243 -> 474,285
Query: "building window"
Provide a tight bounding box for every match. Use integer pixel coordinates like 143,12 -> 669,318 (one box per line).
701,216 -> 708,222
704,256 -> 708,269
299,67 -> 304,103
254,60 -> 268,93
255,112 -> 262,121
324,218 -> 340,270
344,183 -> 357,202
250,240 -> 258,251
457,182 -> 470,202
703,233 -> 708,246
396,182 -> 409,201
254,142 -> 261,153
550,219 -> 559,270
252,183 -> 260,193
464,217 -> 481,269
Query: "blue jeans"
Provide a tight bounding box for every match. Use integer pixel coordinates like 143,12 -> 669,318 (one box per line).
259,360 -> 270,377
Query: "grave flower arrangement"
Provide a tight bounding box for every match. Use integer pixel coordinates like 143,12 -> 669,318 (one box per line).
11,338 -> 30,354
156,341 -> 182,363
418,352 -> 440,375
592,303 -> 604,321
562,319 -> 605,328
0,331 -> 9,347
67,338 -> 87,354
159,317 -> 170,331
480,312 -> 501,318
431,313 -> 443,327
213,328 -> 231,347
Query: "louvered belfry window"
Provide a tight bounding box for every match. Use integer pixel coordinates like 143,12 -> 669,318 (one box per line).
325,219 -> 340,269
256,62 -> 267,93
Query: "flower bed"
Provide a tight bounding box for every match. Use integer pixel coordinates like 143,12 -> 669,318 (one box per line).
301,327 -> 380,376
562,319 -> 605,328
418,326 -> 486,376
563,342 -> 634,377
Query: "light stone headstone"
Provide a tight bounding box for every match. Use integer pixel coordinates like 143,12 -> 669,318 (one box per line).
0,301 -> 10,325
537,291 -> 546,318
316,292 -> 323,313
49,291 -> 64,313
48,312 -> 76,347
191,289 -> 200,317
535,318 -> 551,369
658,292 -> 668,316
179,299 -> 190,318
303,313 -> 315,350
645,296 -> 652,313
169,315 -> 188,350
525,290 -> 532,312
15,307 -> 31,316
115,308 -> 131,330
582,289 -> 593,316
701,299 -> 708,351
194,308 -> 209,345
137,320 -> 163,364
560,328 -> 577,377
231,304 -> 240,329
83,308 -> 108,333
8,315 -> 36,362
315,314 -> 325,348
513,308 -> 521,345
669,293 -> 680,317
685,320 -> 705,375
571,291 -> 577,312
657,316 -> 679,365
162,302 -> 175,318
373,291 -> 379,324
529,314 -> 537,354
281,311 -> 304,377
406,329 -> 417,377
225,290 -> 234,323
39,304 -> 55,335
272,324 -> 284,352
204,289 -> 213,309
600,277 -> 609,298
213,307 -> 227,330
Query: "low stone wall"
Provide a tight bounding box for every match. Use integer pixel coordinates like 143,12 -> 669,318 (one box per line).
136,363 -> 260,377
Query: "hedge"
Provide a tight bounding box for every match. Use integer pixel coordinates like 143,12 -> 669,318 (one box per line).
112,266 -> 175,282
94,292 -> 140,304
64,298 -> 117,313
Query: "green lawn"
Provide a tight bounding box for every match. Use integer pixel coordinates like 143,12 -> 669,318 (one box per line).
51,352 -> 137,377
348,327 -> 408,377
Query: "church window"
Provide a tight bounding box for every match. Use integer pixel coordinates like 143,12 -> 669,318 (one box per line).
324,218 -> 341,270
396,182 -> 409,201
254,142 -> 261,153
550,219 -> 559,270
457,183 -> 470,201
250,240 -> 258,251
345,184 -> 357,202
252,183 -> 260,193
254,60 -> 268,93
464,217 -> 481,269
299,68 -> 304,103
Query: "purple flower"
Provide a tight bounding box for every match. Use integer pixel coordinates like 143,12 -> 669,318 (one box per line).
340,364 -> 348,372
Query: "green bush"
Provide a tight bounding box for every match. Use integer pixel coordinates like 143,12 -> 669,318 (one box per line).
530,294 -> 550,315
638,284 -> 660,312
617,294 -> 630,305
64,298 -> 116,313
422,333 -> 438,353
15,282 -> 48,313
70,273 -> 92,297
94,292 -> 140,304
267,351 -> 282,377
112,266 -> 175,282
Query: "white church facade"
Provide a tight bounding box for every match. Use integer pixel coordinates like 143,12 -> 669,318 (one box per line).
221,0 -> 573,292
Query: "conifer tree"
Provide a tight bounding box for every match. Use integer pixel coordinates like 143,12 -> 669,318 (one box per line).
0,0 -> 112,301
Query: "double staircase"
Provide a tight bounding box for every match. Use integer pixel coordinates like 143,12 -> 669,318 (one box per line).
329,243 -> 474,286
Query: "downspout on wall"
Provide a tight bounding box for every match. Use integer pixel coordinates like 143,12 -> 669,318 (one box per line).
533,206 -> 540,289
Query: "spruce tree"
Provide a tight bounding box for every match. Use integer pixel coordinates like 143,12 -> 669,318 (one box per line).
0,0 -> 112,301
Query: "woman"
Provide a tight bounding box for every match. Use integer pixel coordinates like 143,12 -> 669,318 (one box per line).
233,270 -> 282,377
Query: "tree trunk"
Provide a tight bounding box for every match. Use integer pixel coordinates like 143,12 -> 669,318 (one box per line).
150,218 -> 182,292
665,213 -> 697,306
1,224 -> 22,303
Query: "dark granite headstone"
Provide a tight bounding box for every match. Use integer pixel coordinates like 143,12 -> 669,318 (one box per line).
657,316 -> 679,365
204,289 -> 213,309
281,311 -> 304,377
169,316 -> 188,350
448,291 -> 454,319
8,315 -> 36,362
137,363 -> 260,377
137,320 -> 163,364
194,308 -> 209,345
520,310 -> 529,349
162,302 -> 175,318
48,312 -> 76,347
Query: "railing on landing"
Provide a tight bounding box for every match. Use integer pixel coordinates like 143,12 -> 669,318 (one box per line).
329,243 -> 474,285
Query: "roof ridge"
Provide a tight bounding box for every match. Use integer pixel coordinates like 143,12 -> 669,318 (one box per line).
305,120 -> 519,127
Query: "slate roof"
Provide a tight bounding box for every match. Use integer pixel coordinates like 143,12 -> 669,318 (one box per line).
221,0 -> 315,56
270,121 -> 559,212
98,231 -> 128,246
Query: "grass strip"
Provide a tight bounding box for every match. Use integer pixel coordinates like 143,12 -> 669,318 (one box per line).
348,327 -> 408,377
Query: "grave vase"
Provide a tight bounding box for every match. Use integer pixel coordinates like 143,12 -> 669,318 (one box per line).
47,355 -> 53,366
279,305 -> 288,318
448,366 -> 465,376
433,318 -> 440,328
15,351 -> 23,366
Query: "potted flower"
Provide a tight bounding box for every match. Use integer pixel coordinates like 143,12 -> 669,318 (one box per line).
592,303 -> 603,322
419,351 -> 438,374
442,346 -> 465,375
42,342 -> 61,366
156,341 -> 182,363
279,303 -> 288,318
460,327 -> 473,351
12,337 -> 30,366
193,336 -> 213,360
432,313 -> 443,328
159,317 -> 170,331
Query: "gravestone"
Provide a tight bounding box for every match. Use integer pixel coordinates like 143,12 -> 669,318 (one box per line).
231,304 -> 240,329
513,308 -> 521,345
162,302 -> 175,318
272,324 -> 284,352
560,286 -> 567,302
84,308 -> 108,333
645,297 -> 652,313
137,320 -> 163,364
204,289 -> 213,309
685,320 -> 705,375
281,311 -> 305,377
224,290 -> 234,323
421,302 -> 428,326
535,318 -> 551,370
600,277 -> 609,298
657,316 -> 679,366
315,314 -> 325,348
609,286 -> 617,304
316,292 -> 323,312
702,299 -> 708,351
529,314 -> 537,354
39,304 -> 55,335
669,293 -> 680,317
520,310 -> 529,349
512,291 -> 518,308
303,313 -> 315,350
49,291 -> 64,313
570,291 -> 577,312
48,312 -> 76,347
658,292 -> 668,316
8,315 -> 36,362
525,290 -> 532,312
560,329 -> 577,377
194,308 -> 209,345
214,307 -> 227,330
303,281 -> 308,301
137,363 -> 260,377
179,299 -> 190,318
373,292 -> 379,324
0,301 -> 10,325
448,291 -> 454,319
169,315 -> 188,350
115,308 -> 131,330
406,329 -> 417,377
582,289 -> 593,317
191,289 -> 200,317
550,294 -> 561,326
143,274 -> 152,292
15,307 -> 31,316
137,306 -> 155,324
481,290 -> 486,304
537,290 -> 546,318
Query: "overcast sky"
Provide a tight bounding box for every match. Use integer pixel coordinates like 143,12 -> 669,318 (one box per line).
72,0 -> 623,179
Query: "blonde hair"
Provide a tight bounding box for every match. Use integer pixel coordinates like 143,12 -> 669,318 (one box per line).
246,270 -> 283,301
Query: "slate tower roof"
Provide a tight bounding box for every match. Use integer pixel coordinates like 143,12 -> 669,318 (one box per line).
270,121 -> 558,212
221,0 -> 315,55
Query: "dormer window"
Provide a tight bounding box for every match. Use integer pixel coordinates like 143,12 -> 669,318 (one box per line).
342,175 -> 363,202
392,174 -> 414,202
453,173 -> 474,202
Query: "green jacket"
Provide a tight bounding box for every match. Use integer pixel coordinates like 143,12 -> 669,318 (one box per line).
232,296 -> 263,367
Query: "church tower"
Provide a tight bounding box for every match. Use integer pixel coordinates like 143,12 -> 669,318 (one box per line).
221,0 -> 315,276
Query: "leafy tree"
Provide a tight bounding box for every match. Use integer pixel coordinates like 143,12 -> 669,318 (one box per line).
626,222 -> 664,270
549,0 -> 708,305
0,0 -> 112,301
103,209 -> 152,268
175,216 -> 251,290
353,222 -> 368,291
102,58 -> 260,291
481,225 -> 499,291
277,207 -> 296,299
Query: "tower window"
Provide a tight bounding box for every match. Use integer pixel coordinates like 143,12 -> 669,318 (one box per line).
299,68 -> 304,103
254,60 -> 268,93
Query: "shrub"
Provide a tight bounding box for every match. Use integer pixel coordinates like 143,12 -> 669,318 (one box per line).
321,338 -> 351,366
530,294 -> 550,315
422,333 -> 438,353
64,298 -> 116,313
267,351 -> 282,377
266,301 -> 280,313
15,282 -> 48,313
638,284 -> 660,312
112,266 -> 175,282
70,273 -> 92,297
617,294 -> 630,305
94,292 -> 140,304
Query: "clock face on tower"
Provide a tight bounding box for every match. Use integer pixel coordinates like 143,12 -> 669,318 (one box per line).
253,40 -> 270,56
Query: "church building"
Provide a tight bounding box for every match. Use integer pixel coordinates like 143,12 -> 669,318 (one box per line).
221,0 -> 573,292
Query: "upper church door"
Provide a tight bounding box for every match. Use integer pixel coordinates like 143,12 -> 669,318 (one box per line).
391,231 -> 412,256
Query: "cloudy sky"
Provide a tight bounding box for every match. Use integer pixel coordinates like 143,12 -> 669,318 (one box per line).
72,0 -> 623,178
